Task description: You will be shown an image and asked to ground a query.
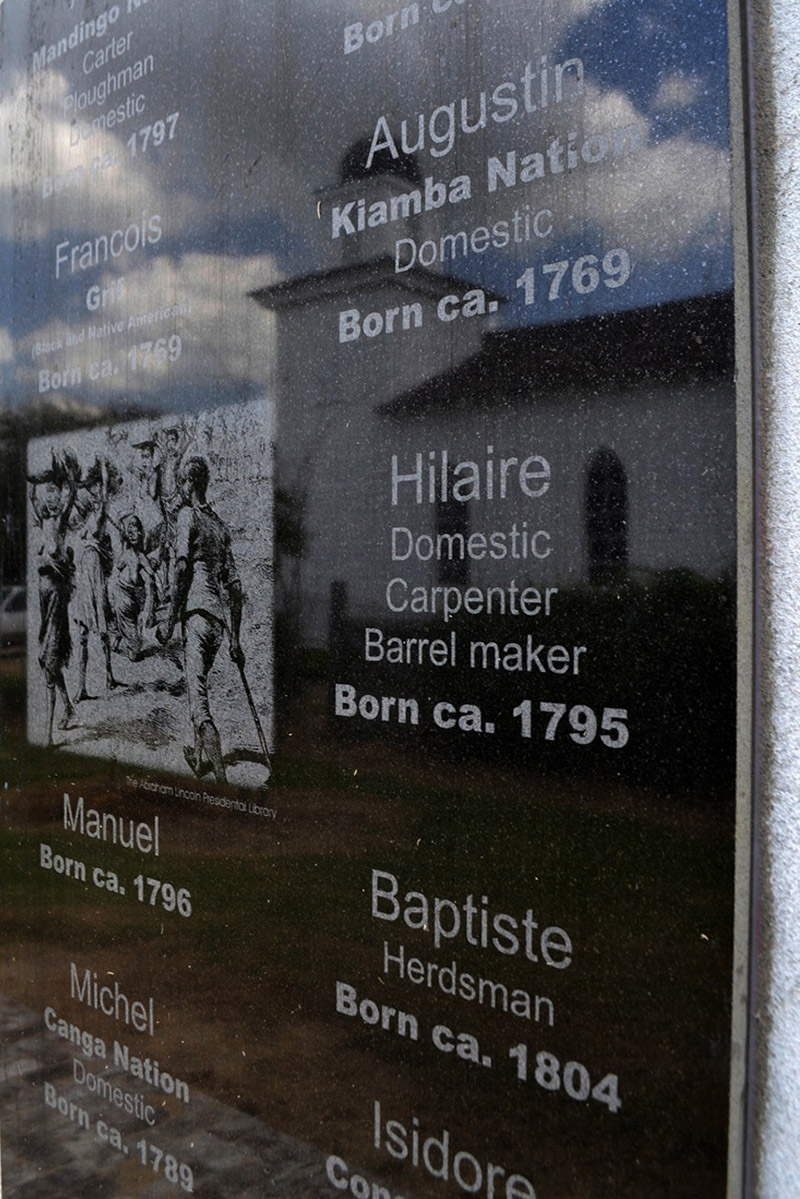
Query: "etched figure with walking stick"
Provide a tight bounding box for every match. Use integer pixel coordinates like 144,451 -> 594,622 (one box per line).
73,457 -> 121,699
156,454 -> 269,783
27,452 -> 81,744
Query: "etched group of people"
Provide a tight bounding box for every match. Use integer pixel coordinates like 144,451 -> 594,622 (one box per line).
29,430 -> 245,784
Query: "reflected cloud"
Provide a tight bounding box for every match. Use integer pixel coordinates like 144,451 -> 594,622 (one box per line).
16,252 -> 282,402
653,71 -> 703,110
1,67 -> 197,241
578,83 -> 730,258
567,0 -> 616,14
1,0 -> 734,371
450,79 -> 731,273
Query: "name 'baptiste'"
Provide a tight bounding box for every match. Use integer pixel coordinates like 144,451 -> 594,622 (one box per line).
63,792 -> 160,856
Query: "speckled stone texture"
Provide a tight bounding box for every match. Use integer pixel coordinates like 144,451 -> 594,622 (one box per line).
752,0 -> 800,1191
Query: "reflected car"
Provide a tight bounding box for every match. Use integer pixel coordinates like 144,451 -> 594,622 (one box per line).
0,585 -> 26,647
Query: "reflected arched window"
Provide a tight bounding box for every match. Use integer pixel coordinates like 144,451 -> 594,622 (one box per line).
585,448 -> 628,585
436,497 -> 469,586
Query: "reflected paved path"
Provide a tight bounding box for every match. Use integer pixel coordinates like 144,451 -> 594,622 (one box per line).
0,995 -> 330,1197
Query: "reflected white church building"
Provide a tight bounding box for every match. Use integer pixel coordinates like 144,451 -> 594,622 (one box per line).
252,153 -> 735,648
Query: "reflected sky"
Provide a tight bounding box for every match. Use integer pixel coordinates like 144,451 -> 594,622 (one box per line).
0,13 -> 741,1193
0,0 -> 733,412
